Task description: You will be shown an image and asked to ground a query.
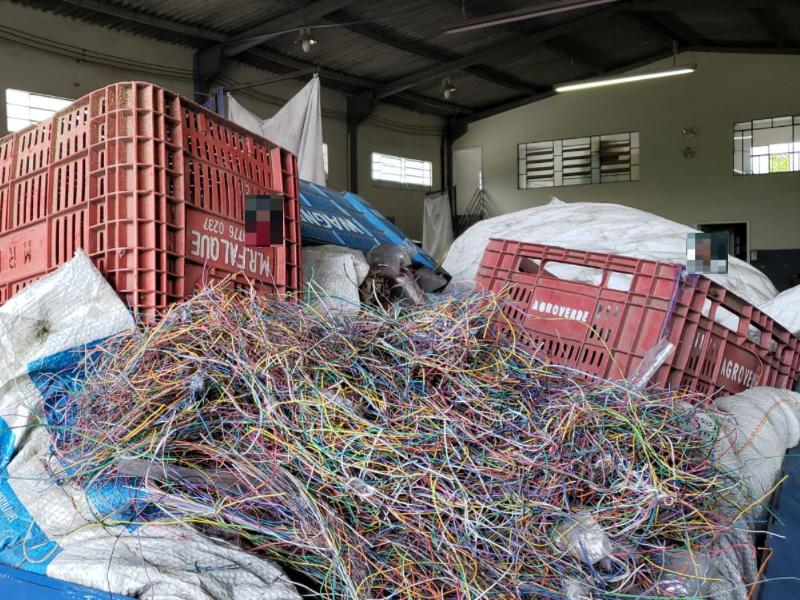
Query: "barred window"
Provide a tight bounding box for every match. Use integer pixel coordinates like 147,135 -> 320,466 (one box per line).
734,115 -> 800,176
371,152 -> 432,188
518,131 -> 640,189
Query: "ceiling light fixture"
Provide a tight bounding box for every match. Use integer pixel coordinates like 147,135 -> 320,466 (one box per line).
554,65 -> 696,93
296,28 -> 317,53
445,0 -> 620,35
442,78 -> 457,100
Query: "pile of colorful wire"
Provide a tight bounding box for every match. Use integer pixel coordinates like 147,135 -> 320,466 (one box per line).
44,285 -> 745,599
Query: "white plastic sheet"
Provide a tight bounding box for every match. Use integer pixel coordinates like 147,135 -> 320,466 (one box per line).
443,198 -> 779,311
762,284 -> 800,336
227,75 -> 325,186
422,191 -> 453,264
0,252 -> 300,600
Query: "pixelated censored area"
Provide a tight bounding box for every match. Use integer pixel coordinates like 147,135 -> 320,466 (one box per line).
687,232 -> 729,274
245,195 -> 284,247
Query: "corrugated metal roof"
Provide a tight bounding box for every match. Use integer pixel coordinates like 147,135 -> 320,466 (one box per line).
495,46 -> 599,87
549,23 -> 663,73
8,0 -> 226,46
678,9 -> 778,45
6,0 -> 800,116
278,26 -> 439,82
111,0 -> 282,34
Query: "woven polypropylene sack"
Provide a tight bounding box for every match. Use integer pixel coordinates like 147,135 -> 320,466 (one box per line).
0,252 -> 300,600
303,245 -> 369,314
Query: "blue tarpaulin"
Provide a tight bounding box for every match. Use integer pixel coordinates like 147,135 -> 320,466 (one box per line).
0,564 -> 132,599
299,180 -> 447,277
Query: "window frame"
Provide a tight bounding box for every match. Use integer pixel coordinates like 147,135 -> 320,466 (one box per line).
517,130 -> 640,190
5,88 -> 72,133
370,151 -> 433,190
732,114 -> 800,177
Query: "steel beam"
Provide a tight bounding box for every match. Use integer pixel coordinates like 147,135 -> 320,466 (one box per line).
224,0 -> 361,57
374,5 -> 622,100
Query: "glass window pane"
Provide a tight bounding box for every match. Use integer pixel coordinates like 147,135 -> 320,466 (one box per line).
734,151 -> 743,174
601,132 -> 628,143
753,118 -> 773,129
563,136 -> 589,147
742,140 -> 752,174
753,125 -> 792,147
6,104 -> 30,119
770,154 -> 791,173
773,116 -> 792,128
770,142 -> 791,154
530,179 -> 553,188
6,88 -> 72,135
7,117 -> 30,132
734,121 -> 750,131
28,107 -> 55,122
34,96 -> 69,112
5,89 -> 29,105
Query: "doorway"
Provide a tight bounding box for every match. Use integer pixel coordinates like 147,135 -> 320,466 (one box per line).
697,222 -> 748,262
454,147 -> 483,215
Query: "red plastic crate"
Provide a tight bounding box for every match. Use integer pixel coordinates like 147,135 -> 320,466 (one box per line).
0,82 -> 302,320
476,239 -> 800,396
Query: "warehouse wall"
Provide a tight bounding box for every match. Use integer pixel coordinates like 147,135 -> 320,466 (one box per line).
0,0 -> 442,239
358,104 -> 443,240
454,51 -> 800,252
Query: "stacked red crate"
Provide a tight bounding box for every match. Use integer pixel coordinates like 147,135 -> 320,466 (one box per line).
476,238 -> 800,396
0,82 -> 301,321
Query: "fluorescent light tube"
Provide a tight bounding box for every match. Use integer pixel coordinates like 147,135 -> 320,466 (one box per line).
554,65 -> 696,92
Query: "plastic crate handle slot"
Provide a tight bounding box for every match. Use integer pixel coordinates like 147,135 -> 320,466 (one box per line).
501,241 -> 641,272
517,256 -> 634,293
